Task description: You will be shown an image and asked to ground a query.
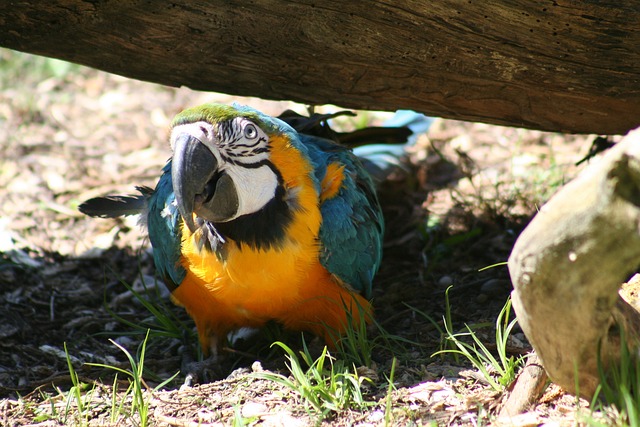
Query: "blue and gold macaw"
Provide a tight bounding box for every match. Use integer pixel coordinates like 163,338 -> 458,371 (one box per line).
81,103 -> 410,357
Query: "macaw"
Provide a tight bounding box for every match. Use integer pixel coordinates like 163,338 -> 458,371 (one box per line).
80,103 -> 395,357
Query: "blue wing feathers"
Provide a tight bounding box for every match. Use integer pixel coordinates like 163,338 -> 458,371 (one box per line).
302,134 -> 384,299
147,163 -> 186,290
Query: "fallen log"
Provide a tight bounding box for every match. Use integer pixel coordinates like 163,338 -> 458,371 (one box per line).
1,1 -> 640,134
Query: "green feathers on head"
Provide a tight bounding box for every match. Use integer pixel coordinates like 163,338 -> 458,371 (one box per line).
171,103 -> 294,136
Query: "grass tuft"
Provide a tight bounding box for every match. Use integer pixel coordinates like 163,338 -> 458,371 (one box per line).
383,357 -> 397,426
87,329 -> 179,427
432,295 -> 524,391
587,327 -> 640,426
253,340 -> 375,419
332,297 -> 415,368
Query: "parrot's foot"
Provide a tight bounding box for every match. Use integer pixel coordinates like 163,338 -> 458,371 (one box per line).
179,352 -> 227,389
179,332 -> 228,389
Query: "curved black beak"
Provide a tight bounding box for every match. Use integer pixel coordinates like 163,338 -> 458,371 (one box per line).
171,133 -> 239,233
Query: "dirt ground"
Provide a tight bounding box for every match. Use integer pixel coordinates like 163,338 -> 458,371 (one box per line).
0,50 -> 612,425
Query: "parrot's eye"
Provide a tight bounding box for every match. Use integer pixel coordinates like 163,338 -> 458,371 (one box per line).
243,123 -> 258,140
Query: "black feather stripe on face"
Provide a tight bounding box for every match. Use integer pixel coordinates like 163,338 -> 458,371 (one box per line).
189,156 -> 292,253
199,184 -> 294,252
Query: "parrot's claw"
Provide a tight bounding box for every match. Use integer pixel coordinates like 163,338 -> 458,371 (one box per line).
180,353 -> 227,387
179,372 -> 195,391
179,333 -> 228,387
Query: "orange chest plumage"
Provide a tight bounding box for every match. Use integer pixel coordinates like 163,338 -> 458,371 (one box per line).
169,134 -> 370,353
174,204 -> 324,326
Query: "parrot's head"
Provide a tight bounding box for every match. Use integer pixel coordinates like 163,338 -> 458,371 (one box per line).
169,103 -> 301,241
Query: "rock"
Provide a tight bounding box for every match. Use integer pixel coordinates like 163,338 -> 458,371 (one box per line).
508,129 -> 640,398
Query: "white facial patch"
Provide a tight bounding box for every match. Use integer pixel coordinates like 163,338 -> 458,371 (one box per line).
223,163 -> 278,219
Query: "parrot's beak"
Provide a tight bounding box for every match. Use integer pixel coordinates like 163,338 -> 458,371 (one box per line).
171,133 -> 239,233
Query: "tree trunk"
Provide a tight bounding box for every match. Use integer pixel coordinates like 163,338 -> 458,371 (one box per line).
2,1 -> 639,134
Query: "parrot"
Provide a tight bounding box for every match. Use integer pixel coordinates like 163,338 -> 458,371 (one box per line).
80,103 -> 413,358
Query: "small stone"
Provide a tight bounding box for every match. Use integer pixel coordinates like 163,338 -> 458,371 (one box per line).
262,411 -> 308,427
368,410 -> 385,422
226,367 -> 251,380
480,278 -> 508,296
113,336 -> 136,348
438,275 -> 454,287
242,401 -> 268,418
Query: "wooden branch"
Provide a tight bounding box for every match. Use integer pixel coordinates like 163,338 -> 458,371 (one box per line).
499,353 -> 548,417
508,131 -> 640,398
2,1 -> 639,134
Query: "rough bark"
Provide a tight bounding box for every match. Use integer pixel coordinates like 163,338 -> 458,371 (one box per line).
508,132 -> 640,398
1,1 -> 639,134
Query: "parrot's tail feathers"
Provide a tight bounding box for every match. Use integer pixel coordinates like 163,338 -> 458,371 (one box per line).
79,188 -> 150,218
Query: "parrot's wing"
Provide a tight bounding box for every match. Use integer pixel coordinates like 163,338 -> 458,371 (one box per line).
306,136 -> 383,299
146,163 -> 186,290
